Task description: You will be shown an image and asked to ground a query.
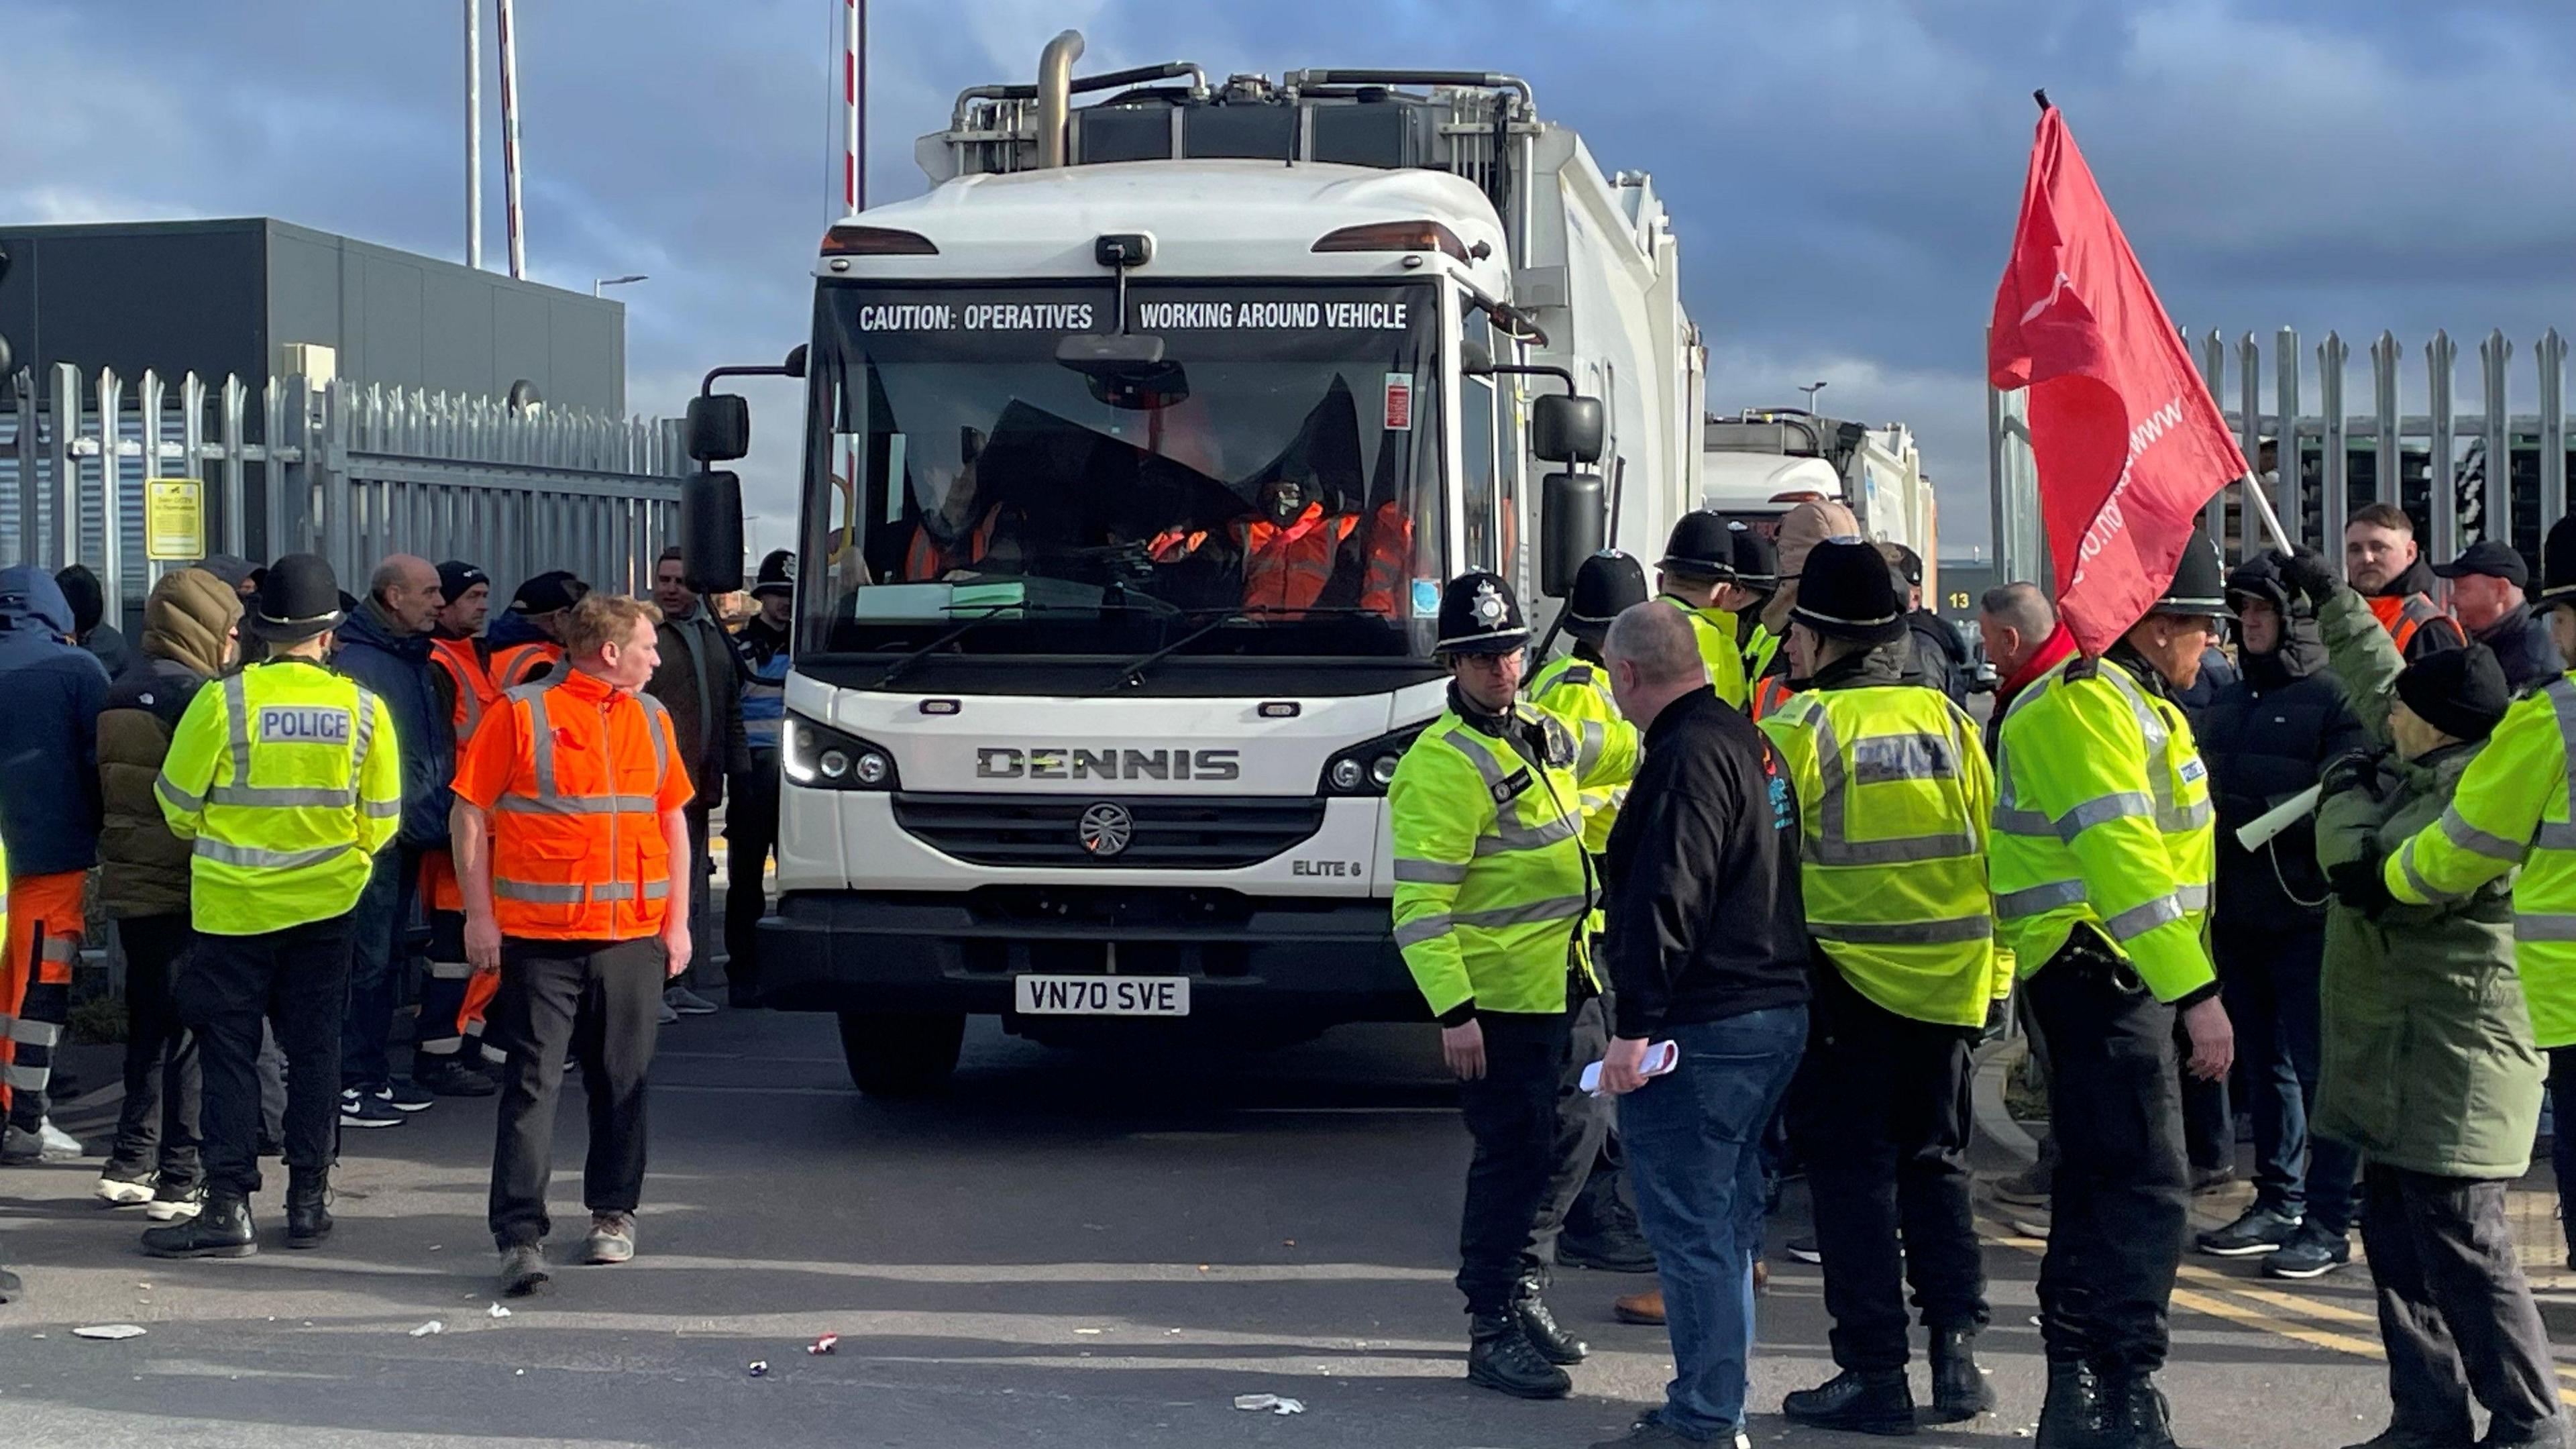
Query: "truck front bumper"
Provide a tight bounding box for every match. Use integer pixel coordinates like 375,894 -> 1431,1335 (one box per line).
753,886 -> 1424,1026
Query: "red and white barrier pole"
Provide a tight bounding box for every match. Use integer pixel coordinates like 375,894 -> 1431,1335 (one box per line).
843,0 -> 864,215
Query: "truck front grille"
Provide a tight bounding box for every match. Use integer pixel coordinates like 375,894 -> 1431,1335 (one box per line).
891,794 -> 1326,869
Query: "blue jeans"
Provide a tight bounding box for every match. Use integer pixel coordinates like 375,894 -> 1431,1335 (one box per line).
1619,1005 -> 1809,1441
2220,920 -> 2355,1232
339,846 -> 420,1091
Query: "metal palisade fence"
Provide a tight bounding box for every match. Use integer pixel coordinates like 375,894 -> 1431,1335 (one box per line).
1988,326 -> 2572,586
1,363 -> 688,615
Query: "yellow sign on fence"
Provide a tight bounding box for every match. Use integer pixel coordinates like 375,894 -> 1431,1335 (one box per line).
145,478 -> 205,561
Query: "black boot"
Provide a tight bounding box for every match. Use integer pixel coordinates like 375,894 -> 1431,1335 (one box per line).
140,1192 -> 256,1259
286,1170 -> 333,1249
2110,1371 -> 2179,1449
1466,1312 -> 1572,1399
1782,1368 -> 1917,1436
2035,1362 -> 2117,1449
1928,1328 -> 1997,1423
1511,1277 -> 1587,1365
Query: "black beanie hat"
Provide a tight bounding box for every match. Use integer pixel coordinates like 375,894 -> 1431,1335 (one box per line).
2396,641 -> 2511,743
54,564 -> 104,635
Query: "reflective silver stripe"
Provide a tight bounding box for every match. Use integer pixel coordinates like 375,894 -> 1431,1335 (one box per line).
1996,879 -> 2088,916
1453,895 -> 1591,930
1811,915 -> 1992,946
525,685 -> 560,800
1393,857 -> 1471,884
351,684 -> 379,790
2438,806 -> 2523,863
2536,822 -> 2576,849
1473,814 -> 1580,855
9,1020 -> 62,1047
494,794 -> 662,816
2547,676 -> 2576,849
2105,892 -> 2184,941
193,838 -> 358,871
3,1065 -> 46,1090
1991,806 -> 2055,837
154,775 -> 205,813
37,936 -> 76,963
642,878 -> 670,901
363,797 -> 402,818
2157,798 -> 2214,832
1825,833 -> 1980,866
492,879 -> 651,904
2398,841 -> 2462,905
425,960 -> 476,980
2515,912 -> 2576,943
223,671 -> 253,789
637,692 -> 675,794
0,1014 -> 12,1033
2175,883 -> 2210,914
2059,791 -> 2155,838
1393,914 -> 1454,948
210,784 -> 359,808
1574,718 -> 1605,775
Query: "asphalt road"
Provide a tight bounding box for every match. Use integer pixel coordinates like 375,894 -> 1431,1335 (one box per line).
0,1008 -> 2559,1448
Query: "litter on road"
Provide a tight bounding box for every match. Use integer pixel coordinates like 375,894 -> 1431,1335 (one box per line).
748,1360 -> 770,1378
72,1325 -> 148,1341
807,1333 -> 839,1355
487,1303 -> 513,1320
1231,1394 -> 1305,1415
409,1322 -> 445,1338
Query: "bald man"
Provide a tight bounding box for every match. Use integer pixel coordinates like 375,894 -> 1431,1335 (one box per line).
331,553 -> 460,1123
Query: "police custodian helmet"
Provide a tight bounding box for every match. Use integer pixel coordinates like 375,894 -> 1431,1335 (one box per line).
1660,511 -> 1736,581
1790,537 -> 1909,646
246,553 -> 346,644
2539,514 -> 2576,614
1435,571 -> 1532,655
2145,527 -> 2234,621
1564,551 -> 1648,642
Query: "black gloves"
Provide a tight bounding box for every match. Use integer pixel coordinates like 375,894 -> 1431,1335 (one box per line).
2328,857 -> 2396,918
2273,546 -> 2338,607
2320,748 -> 2395,803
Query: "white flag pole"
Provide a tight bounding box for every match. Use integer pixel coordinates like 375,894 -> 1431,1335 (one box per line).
2238,470 -> 2296,556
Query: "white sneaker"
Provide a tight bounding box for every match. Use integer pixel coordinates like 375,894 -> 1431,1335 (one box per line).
37,1120 -> 85,1161
95,1173 -> 156,1206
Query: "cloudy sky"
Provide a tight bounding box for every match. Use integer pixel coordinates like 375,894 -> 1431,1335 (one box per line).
6,0 -> 2571,553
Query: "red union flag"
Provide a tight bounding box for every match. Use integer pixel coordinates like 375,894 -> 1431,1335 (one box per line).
1989,103 -> 2247,656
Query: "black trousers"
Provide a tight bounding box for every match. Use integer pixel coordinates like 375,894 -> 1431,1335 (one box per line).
2027,930 -> 2190,1375
724,760 -> 780,991
1456,1009 -> 1576,1316
108,913 -> 201,1191
1788,965 -> 1988,1371
2360,1163 -> 2561,1442
487,936 -> 665,1249
176,912 -> 355,1199
1525,991 -> 1611,1284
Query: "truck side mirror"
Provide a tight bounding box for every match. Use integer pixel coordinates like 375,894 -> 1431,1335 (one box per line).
680,470 -> 745,594
1532,394 -> 1605,464
1538,471 -> 1605,598
687,394 -> 751,463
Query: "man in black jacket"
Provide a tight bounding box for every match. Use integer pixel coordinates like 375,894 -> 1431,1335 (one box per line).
2435,540 -> 2563,692
1882,543 -> 1968,706
2192,556 -> 2370,1282
1592,600 -> 1811,1449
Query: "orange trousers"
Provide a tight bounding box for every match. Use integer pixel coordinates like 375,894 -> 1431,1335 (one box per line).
1,871 -> 86,1124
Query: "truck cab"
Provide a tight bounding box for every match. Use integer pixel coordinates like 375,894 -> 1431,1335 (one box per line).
685,36 -> 1700,1093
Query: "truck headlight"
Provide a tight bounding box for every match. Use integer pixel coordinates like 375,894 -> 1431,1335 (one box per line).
1319,722 -> 1430,798
784,714 -> 900,792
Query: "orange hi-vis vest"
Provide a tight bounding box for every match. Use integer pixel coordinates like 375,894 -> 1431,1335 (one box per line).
423,636 -> 504,914
905,505 -> 1006,581
1236,502 -> 1358,613
453,667 -> 692,942
490,639 -> 564,691
2368,591 -> 2453,655
1751,674 -> 1799,720
1360,502 -> 1412,617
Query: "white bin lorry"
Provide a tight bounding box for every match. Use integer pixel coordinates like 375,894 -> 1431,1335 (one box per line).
683,33 -> 1705,1092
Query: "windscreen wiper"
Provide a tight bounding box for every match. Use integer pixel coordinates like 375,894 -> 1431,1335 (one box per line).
1097,605 -> 1392,694
871,597 -> 1173,690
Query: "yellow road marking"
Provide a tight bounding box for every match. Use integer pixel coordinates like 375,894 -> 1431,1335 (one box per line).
1982,1215 -> 2576,1406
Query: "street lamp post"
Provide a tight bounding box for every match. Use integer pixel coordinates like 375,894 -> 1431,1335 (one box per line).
1798,380 -> 1827,413
594,274 -> 648,299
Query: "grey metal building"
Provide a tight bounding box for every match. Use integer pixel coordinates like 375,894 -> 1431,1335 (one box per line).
0,217 -> 623,413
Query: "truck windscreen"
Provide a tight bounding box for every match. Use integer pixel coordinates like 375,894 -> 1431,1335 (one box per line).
797,281 -> 1448,670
